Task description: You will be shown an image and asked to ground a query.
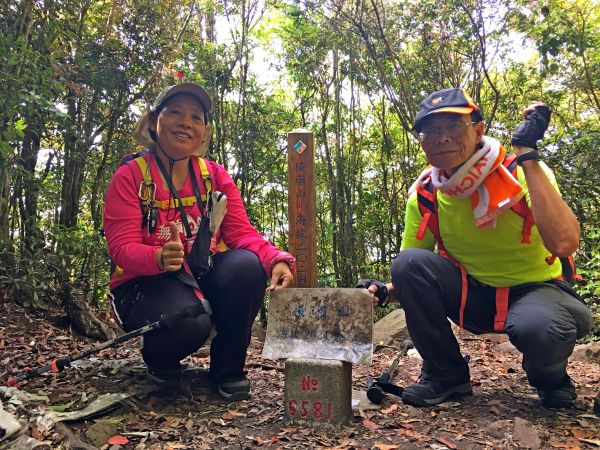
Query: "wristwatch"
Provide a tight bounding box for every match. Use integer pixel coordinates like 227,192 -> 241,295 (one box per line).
516,150 -> 540,166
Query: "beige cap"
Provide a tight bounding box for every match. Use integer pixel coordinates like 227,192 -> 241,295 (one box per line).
133,82 -> 213,153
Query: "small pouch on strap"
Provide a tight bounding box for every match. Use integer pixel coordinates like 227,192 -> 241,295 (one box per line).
187,214 -> 212,281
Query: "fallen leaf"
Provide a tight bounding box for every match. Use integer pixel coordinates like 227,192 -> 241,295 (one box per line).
107,435 -> 129,445
404,419 -> 422,424
30,423 -> 46,440
572,428 -> 592,439
363,419 -> 380,430
47,399 -> 76,412
550,441 -> 581,450
221,412 -> 236,420
164,416 -> 181,428
381,404 -> 398,414
373,444 -> 398,450
436,436 -> 458,449
579,439 -> 600,446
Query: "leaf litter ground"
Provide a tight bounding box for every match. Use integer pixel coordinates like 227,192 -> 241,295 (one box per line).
0,300 -> 598,449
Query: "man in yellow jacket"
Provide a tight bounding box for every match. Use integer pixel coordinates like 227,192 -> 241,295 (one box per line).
358,88 -> 592,409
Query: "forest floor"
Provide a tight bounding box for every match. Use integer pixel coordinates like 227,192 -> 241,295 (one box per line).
0,299 -> 599,450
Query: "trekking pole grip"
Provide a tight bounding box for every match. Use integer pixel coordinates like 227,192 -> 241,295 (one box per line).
159,302 -> 207,329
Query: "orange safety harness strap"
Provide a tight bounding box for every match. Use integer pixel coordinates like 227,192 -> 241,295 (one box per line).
493,287 -> 510,332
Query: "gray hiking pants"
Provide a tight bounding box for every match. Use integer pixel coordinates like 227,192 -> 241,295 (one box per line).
391,248 -> 593,389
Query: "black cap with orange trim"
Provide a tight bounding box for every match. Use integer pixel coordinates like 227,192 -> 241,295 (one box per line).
412,88 -> 483,132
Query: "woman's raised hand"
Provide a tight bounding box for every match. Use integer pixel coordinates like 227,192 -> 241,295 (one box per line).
157,222 -> 185,271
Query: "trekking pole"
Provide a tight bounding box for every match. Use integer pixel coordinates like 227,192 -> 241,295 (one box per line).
5,302 -> 208,386
366,339 -> 414,404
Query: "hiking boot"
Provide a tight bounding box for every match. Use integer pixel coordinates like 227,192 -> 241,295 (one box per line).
537,375 -> 577,409
146,365 -> 182,390
216,376 -> 251,402
402,377 -> 472,407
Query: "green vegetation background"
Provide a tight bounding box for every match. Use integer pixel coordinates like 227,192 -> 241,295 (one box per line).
1,0 -> 598,339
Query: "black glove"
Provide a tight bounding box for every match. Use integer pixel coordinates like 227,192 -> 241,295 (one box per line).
356,279 -> 389,307
510,105 -> 551,150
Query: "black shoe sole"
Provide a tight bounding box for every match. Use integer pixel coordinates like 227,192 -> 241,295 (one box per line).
539,396 -> 576,409
402,383 -> 473,407
217,386 -> 251,402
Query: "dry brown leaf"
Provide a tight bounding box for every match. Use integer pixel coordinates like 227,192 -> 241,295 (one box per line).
436,436 -> 458,449
380,403 -> 398,414
550,441 -> 581,450
373,444 -> 398,450
221,412 -> 239,420
107,435 -> 129,445
396,428 -> 418,438
164,416 -> 181,428
572,428 -> 593,439
30,423 -> 46,440
363,418 -> 381,430
578,439 -> 600,446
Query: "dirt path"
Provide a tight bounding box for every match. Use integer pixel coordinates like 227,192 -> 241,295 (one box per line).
1,301 -> 598,449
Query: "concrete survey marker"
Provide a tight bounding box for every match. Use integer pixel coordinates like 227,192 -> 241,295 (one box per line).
284,358 -> 352,425
262,288 -> 373,364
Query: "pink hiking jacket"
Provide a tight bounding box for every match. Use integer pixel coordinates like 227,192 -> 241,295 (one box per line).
104,151 -> 295,291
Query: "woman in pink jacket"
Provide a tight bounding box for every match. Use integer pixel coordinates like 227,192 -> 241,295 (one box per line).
104,82 -> 295,401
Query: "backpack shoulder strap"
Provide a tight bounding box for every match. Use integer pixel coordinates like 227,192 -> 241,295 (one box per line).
504,152 -> 534,244
197,157 -> 213,193
132,155 -> 152,185
415,176 -> 442,245
127,154 -> 155,208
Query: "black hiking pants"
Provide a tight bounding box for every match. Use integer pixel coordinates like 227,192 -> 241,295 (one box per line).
111,249 -> 265,383
391,248 -> 593,390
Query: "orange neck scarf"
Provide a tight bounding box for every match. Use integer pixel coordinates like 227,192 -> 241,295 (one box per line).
425,137 -> 524,228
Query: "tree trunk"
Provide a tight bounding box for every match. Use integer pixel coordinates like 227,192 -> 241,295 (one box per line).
56,266 -> 114,341
20,113 -> 43,254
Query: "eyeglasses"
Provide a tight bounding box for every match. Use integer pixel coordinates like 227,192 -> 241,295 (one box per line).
418,121 -> 478,140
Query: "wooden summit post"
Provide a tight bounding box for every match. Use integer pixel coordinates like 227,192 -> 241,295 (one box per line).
287,128 -> 316,288
281,130 -> 358,426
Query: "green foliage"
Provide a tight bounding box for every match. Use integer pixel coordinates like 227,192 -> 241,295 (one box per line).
0,0 -> 597,338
